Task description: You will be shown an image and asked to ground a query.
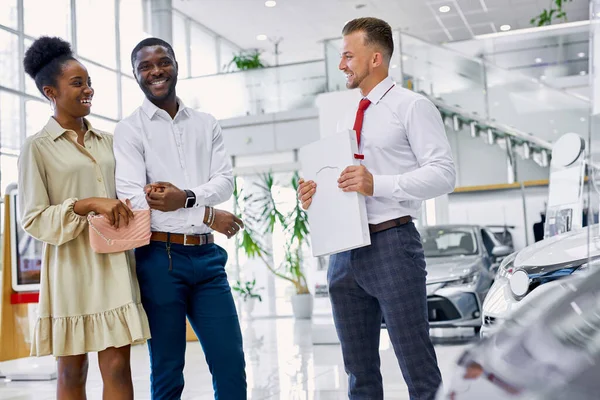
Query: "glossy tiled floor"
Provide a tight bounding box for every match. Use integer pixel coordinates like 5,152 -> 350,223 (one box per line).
0,317 -> 468,399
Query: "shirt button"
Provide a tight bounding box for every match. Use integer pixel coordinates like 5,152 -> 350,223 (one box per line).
97,177 -> 102,183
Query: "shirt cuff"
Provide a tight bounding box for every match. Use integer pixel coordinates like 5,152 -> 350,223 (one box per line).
372,175 -> 395,198
187,205 -> 207,228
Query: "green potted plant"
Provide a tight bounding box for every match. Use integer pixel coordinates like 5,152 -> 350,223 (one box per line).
232,279 -> 263,317
235,172 -> 313,318
531,0 -> 572,26
226,50 -> 266,72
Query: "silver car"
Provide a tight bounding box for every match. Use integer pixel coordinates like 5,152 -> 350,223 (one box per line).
436,264 -> 600,400
421,225 -> 512,333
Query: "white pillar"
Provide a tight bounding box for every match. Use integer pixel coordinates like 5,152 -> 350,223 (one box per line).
148,0 -> 173,43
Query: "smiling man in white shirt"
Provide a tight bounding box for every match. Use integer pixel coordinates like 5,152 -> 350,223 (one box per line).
113,37 -> 246,400
298,18 -> 455,400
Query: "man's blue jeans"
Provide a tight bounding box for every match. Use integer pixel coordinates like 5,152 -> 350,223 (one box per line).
135,241 -> 247,400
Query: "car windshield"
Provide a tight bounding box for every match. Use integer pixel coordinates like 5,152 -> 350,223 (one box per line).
421,227 -> 477,257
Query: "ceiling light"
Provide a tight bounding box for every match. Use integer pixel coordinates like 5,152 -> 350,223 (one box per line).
580,70 -> 587,75
256,34 -> 267,41
535,57 -> 542,63
578,52 -> 586,58
500,24 -> 511,32
265,0 -> 276,7
439,5 -> 451,13
540,75 -> 547,80
391,64 -> 398,68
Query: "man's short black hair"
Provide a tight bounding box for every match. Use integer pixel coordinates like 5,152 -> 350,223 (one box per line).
130,37 -> 176,68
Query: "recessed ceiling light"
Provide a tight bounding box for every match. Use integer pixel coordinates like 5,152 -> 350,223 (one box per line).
580,70 -> 587,75
578,52 -> 586,58
439,5 -> 451,13
535,57 -> 542,63
540,75 -> 547,80
500,24 -> 511,31
581,117 -> 587,122
256,34 -> 267,41
265,0 -> 276,7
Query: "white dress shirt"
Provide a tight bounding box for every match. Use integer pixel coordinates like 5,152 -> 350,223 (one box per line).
337,76 -> 456,224
113,97 -> 233,234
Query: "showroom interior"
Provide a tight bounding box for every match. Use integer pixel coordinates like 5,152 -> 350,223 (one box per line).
1,0 -> 600,399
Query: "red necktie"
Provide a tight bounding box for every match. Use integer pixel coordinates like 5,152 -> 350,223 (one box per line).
353,98 -> 371,160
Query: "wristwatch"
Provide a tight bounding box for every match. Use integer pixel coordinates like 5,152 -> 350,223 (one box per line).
184,189 -> 196,208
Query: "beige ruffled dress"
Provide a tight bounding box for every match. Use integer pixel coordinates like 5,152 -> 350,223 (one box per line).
18,117 -> 151,357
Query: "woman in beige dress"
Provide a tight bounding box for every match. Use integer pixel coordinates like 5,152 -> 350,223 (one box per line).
19,36 -> 151,400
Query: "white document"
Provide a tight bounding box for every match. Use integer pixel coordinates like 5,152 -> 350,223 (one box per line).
299,130 -> 371,257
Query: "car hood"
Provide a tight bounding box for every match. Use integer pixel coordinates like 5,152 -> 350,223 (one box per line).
426,255 -> 479,283
515,224 -> 600,274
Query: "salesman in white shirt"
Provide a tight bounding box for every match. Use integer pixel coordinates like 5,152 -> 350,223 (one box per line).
113,38 -> 246,399
298,18 -> 456,400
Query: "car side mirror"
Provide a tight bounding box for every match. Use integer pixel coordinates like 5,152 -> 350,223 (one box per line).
492,245 -> 512,258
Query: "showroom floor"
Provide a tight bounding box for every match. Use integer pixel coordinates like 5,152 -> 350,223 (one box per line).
0,318 -> 469,400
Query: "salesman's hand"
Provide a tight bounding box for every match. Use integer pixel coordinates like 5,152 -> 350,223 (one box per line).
144,182 -> 186,212
338,165 -> 374,196
210,209 -> 244,239
297,178 -> 316,210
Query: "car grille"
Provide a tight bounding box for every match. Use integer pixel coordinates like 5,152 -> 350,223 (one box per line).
483,315 -> 496,326
427,295 -> 461,321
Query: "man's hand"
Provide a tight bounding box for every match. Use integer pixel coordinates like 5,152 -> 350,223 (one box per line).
338,165 -> 374,196
209,209 -> 244,239
297,178 -> 316,210
144,182 -> 187,212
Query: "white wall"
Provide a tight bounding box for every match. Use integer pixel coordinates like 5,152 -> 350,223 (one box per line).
448,186 -> 548,251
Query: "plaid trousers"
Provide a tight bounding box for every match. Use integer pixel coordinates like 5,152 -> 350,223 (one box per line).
328,222 -> 442,400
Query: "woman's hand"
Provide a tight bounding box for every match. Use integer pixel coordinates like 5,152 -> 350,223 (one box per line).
74,198 -> 134,229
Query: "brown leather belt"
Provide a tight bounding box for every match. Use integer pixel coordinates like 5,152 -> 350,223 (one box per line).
151,232 -> 214,246
369,216 -> 412,234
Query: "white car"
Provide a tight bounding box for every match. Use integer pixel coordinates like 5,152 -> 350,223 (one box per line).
481,225 -> 599,337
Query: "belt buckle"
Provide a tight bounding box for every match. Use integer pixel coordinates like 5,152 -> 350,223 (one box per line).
183,234 -> 196,246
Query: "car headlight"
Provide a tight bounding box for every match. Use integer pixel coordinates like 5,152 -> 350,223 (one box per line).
445,271 -> 479,287
496,251 -> 518,279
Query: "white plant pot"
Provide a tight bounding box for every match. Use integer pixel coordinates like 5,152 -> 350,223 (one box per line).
243,298 -> 256,318
291,293 -> 314,319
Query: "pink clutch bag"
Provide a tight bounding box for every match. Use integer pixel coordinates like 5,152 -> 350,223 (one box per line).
87,208 -> 151,253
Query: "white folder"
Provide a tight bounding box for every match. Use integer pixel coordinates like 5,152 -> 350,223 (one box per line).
299,130 -> 371,257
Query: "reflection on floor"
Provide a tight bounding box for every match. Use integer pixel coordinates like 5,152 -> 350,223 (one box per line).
0,318 -> 468,399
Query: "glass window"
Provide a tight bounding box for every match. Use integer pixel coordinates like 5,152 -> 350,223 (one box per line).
1,155 -> 18,196
121,76 -> 144,117
219,40 -> 239,73
0,91 -> 22,151
172,13 -> 189,78
84,63 -> 119,119
86,115 -> 116,133
119,0 -> 149,74
25,99 -> 50,138
24,0 -> 71,41
421,227 -> 478,257
0,0 -> 18,29
0,30 -> 19,91
190,24 -> 217,77
76,0 -> 116,68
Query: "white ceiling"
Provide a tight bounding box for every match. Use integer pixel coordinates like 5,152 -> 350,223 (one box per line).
173,0 -> 590,65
